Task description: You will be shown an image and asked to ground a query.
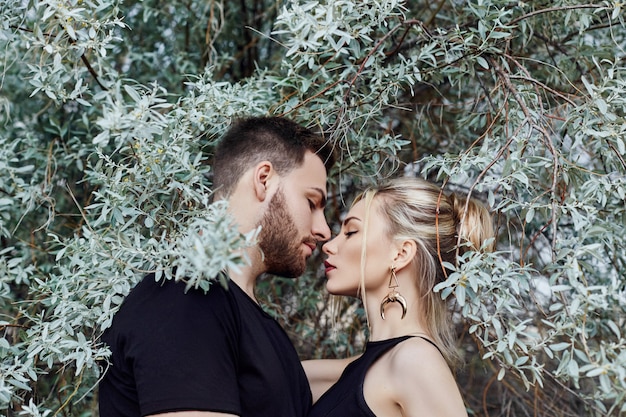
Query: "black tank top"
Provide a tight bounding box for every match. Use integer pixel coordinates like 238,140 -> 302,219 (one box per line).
308,335 -> 441,417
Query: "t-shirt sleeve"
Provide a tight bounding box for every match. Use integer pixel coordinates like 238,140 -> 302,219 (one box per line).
129,282 -> 242,416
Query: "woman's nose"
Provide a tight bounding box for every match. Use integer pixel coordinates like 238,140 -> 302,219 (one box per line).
322,236 -> 337,255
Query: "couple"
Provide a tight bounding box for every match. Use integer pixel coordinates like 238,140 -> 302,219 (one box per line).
99,116 -> 494,417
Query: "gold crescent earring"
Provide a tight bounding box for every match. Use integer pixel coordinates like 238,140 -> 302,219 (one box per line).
380,266 -> 407,320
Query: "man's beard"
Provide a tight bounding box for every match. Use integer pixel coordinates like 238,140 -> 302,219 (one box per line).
257,188 -> 309,278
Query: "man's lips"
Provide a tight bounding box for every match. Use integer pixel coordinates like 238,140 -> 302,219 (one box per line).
304,242 -> 317,254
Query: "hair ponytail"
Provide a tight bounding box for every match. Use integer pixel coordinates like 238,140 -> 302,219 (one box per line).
449,193 -> 495,255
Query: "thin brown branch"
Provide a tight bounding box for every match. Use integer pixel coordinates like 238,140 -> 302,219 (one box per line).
343,21 -> 408,101
509,4 -> 603,26
489,57 -> 561,261
562,21 -> 617,44
607,142 -> 626,170
11,24 -> 108,91
508,75 -> 577,107
0,323 -> 30,330
425,0 -> 447,27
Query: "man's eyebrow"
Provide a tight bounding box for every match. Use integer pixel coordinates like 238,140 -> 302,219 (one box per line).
309,187 -> 327,208
342,216 -> 362,227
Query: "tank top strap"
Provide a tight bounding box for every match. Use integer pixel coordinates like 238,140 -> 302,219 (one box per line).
360,335 -> 445,377
412,335 -> 445,358
360,336 -> 413,368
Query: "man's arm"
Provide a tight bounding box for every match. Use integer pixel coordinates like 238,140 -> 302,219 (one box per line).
301,356 -> 359,403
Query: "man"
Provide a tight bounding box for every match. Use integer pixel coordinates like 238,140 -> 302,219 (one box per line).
99,116 -> 335,417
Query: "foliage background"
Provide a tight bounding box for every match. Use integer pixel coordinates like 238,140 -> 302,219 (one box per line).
1,0 -> 625,416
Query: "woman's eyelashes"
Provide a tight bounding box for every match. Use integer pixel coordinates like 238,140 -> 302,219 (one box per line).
344,230 -> 357,238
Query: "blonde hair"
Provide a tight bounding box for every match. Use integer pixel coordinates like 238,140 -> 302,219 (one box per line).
354,177 -> 494,367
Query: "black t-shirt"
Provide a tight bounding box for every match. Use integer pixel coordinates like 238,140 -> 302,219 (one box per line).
98,274 -> 312,417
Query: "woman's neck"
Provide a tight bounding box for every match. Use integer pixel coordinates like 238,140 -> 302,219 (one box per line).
366,305 -> 430,342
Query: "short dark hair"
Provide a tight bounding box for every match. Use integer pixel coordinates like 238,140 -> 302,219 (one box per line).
212,116 -> 335,197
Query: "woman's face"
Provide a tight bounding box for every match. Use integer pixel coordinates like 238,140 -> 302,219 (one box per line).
322,197 -> 398,297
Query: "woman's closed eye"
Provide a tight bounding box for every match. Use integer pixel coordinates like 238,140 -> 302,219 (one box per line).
344,230 -> 357,238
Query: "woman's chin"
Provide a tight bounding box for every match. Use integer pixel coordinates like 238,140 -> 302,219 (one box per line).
326,285 -> 359,298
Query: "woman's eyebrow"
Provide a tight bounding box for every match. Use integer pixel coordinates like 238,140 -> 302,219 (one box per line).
342,216 -> 362,227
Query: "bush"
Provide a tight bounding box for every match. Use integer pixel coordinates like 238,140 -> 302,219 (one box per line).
1,0 -> 625,415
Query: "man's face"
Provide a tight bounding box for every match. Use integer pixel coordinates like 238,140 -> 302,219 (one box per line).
257,151 -> 331,277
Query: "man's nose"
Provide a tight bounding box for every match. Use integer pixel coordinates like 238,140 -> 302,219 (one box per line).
312,211 -> 331,241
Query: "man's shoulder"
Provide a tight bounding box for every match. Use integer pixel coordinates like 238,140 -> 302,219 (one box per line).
132,273 -> 234,300
103,275 -> 246,349
113,274 -> 241,326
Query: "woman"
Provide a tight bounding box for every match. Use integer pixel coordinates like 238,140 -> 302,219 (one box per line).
303,177 -> 494,417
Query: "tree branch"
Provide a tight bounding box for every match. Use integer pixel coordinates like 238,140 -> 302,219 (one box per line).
509,4 -> 604,26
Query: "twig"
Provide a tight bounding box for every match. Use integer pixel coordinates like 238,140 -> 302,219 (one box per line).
507,75 -> 577,107
509,4 -> 603,26
489,57 -> 561,261
607,142 -> 626,170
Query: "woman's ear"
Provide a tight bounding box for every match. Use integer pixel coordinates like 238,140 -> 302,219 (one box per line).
393,239 -> 417,271
252,161 -> 274,202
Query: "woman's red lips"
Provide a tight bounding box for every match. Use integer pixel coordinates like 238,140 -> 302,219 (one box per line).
324,261 -> 335,274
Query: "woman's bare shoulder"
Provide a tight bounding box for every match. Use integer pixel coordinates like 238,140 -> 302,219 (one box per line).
387,337 -> 467,416
388,336 -> 448,371
366,337 -> 467,417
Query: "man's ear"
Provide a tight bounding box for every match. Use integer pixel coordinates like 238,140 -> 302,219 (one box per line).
253,161 -> 274,202
393,239 -> 417,271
